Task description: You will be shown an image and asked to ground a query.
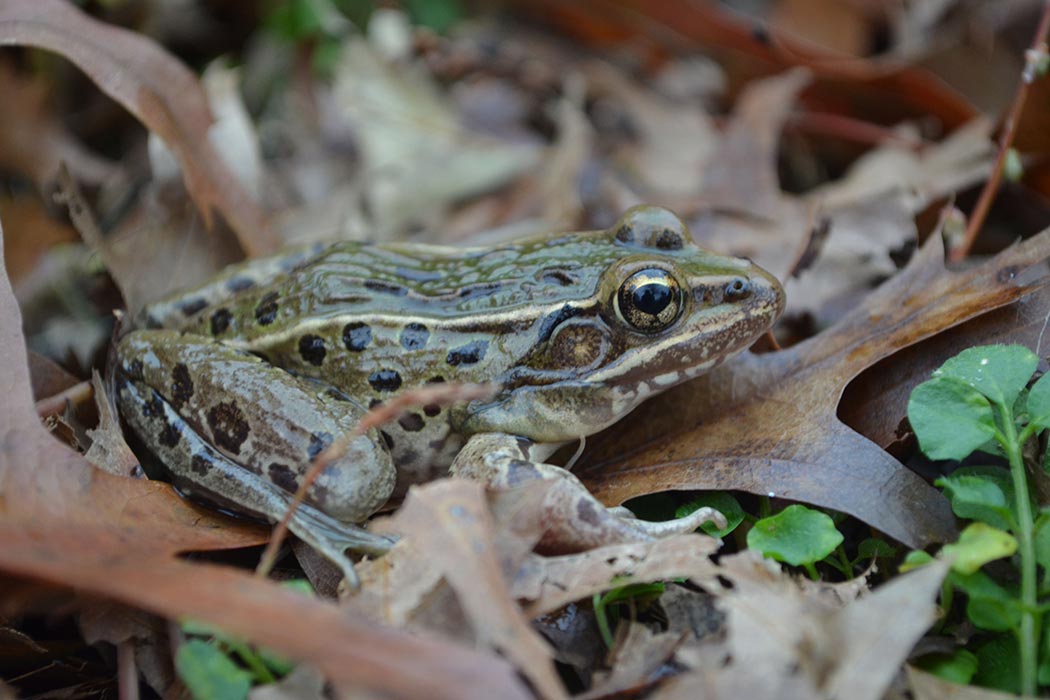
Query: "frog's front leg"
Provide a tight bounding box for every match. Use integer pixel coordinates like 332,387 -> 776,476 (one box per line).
115,330 -> 397,584
450,434 -> 726,552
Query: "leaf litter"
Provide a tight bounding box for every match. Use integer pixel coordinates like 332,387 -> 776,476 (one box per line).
2,1 -> 1050,698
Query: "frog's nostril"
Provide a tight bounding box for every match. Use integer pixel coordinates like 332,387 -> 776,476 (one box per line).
724,277 -> 751,300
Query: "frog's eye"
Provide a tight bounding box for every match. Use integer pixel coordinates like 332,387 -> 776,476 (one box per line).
615,269 -> 683,333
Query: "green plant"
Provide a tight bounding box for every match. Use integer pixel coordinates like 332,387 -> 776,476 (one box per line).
592,582 -> 666,649
747,503 -> 844,579
176,580 -> 313,700
906,344 -> 1050,696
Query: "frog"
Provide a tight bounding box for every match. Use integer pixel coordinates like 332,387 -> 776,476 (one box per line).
113,206 -> 785,585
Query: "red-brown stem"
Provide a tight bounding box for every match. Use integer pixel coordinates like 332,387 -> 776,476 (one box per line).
951,1 -> 1050,262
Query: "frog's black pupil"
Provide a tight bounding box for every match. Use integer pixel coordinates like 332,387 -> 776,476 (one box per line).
633,283 -> 671,316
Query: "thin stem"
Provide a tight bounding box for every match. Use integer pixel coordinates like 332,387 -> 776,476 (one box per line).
998,406 -> 1039,695
950,1 -> 1050,262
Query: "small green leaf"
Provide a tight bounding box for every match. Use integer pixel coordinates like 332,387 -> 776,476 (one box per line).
908,377 -> 996,461
176,640 -> 253,700
933,344 -> 1037,408
856,538 -> 897,561
935,473 -> 1012,530
953,568 -> 1022,631
973,635 -> 1021,694
915,650 -> 978,684
941,522 -> 1017,574
676,493 -> 745,537
1027,371 -> 1050,431
747,504 -> 843,567
899,550 -> 934,573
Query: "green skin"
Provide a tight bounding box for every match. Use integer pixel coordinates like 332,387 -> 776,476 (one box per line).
115,206 -> 785,584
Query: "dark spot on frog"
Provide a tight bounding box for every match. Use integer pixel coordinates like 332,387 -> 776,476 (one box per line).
400,322 -> 430,350
458,282 -> 503,301
298,334 -> 327,366
364,279 -> 407,296
142,392 -> 165,419
505,459 -> 541,486
446,340 -> 488,366
537,304 -> 579,343
268,462 -> 299,492
423,403 -> 441,417
541,269 -> 577,286
126,358 -> 145,381
369,369 -> 402,392
255,292 -> 279,325
325,387 -> 352,402
207,401 -> 250,454
399,448 -> 419,466
379,430 -> 395,449
308,432 -> 333,460
398,412 -> 425,432
170,363 -> 194,409
178,297 -> 208,317
158,420 -> 181,448
427,376 -> 446,384
514,436 -> 532,457
343,322 -> 372,352
226,276 -> 255,293
190,454 -> 211,476
576,499 -> 603,527
615,223 -> 634,244
428,438 -> 447,452
369,399 -> 384,411
210,308 -> 232,335
653,227 -> 684,250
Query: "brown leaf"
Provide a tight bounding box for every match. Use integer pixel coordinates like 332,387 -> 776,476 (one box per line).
0,225 -> 531,700
906,666 -> 1039,700
0,0 -> 277,257
379,480 -> 567,700
577,228 -> 1050,547
0,61 -> 117,188
583,623 -> 682,700
517,535 -> 721,618
844,279 -> 1050,451
653,552 -> 947,700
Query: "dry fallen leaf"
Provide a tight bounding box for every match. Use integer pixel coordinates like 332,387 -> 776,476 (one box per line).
0,0 -> 276,256
653,552 -> 947,700
578,227 -> 1050,547
364,480 -> 566,700
906,665 -> 1040,700
0,222 -> 532,700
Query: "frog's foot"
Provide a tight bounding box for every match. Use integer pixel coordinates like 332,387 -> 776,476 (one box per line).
116,376 -> 396,587
451,434 -> 726,553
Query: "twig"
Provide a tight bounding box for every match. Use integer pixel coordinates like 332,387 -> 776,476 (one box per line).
950,1 -> 1050,262
254,382 -> 496,578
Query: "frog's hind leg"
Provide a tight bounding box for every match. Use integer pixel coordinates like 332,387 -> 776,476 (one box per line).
451,434 -> 726,553
115,329 -> 397,585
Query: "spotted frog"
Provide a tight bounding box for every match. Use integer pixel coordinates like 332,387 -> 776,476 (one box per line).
114,207 -> 784,583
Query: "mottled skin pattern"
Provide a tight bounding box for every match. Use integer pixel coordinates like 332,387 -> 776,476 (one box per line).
115,206 -> 785,584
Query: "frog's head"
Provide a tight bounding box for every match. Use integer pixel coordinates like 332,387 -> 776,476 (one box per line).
458,206 -> 785,442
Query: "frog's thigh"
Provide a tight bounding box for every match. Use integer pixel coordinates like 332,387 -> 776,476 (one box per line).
450,434 -> 726,552
115,329 -> 396,523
